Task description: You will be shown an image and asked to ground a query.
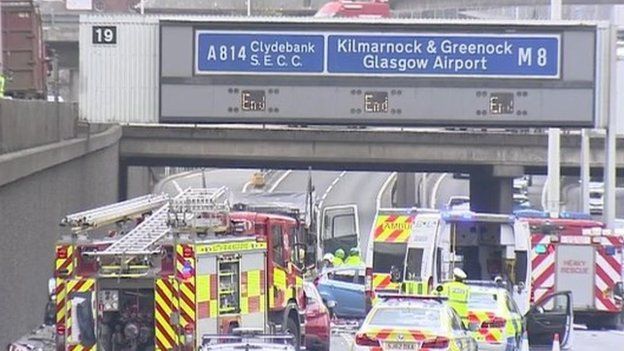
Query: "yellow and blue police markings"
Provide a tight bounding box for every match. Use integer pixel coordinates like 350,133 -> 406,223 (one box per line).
352,295 -> 477,351
466,286 -> 523,351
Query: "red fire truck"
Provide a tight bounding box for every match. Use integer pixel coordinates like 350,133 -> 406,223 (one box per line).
522,217 -> 624,329
53,188 -> 307,351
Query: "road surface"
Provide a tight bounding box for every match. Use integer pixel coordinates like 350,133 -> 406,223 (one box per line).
153,168 -> 258,196
272,170 -> 394,259
331,328 -> 624,351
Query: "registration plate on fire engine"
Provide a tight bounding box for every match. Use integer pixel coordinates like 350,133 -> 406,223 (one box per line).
382,342 -> 419,350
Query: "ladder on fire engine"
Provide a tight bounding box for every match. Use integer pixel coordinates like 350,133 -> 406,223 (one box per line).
60,194 -> 169,231
94,187 -> 230,257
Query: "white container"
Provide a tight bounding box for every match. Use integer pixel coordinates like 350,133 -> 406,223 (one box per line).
79,14 -> 160,123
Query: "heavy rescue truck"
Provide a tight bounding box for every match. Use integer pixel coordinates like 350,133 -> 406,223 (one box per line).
53,188 -> 307,351
522,216 -> 624,329
365,209 -> 532,313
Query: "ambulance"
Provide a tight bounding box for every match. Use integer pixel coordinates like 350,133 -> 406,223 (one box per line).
365,209 -> 532,314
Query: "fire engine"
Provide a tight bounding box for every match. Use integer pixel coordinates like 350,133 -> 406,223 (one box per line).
53,188 -> 307,351
365,209 -> 532,313
522,216 -> 624,329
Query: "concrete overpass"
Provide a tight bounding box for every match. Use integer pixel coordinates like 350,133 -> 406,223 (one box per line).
393,0 -> 624,11
119,124 -> 624,213
120,124 -> 624,173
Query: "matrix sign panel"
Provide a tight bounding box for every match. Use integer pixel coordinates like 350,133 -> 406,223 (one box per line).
160,20 -> 597,127
195,31 -> 560,78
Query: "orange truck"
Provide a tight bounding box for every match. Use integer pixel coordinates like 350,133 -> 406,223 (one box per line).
53,188 -> 307,351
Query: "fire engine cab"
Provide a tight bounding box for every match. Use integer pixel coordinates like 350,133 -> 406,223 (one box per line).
53,188 -> 306,351
523,216 -> 624,329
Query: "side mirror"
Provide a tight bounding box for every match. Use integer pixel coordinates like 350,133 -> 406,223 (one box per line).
467,322 -> 480,332
517,282 -> 525,293
48,277 -> 56,298
614,282 -> 624,298
326,300 -> 337,309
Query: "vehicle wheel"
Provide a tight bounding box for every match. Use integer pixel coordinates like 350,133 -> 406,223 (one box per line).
285,317 -> 301,351
602,314 -> 620,330
586,319 -> 602,330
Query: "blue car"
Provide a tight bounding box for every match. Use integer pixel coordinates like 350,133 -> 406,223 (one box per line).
315,265 -> 366,319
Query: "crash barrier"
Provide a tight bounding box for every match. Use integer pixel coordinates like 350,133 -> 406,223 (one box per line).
0,99 -> 77,154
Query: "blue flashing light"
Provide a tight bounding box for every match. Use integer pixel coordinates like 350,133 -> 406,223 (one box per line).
514,209 -> 549,218
559,211 -> 592,220
605,246 -> 616,256
441,210 -> 476,222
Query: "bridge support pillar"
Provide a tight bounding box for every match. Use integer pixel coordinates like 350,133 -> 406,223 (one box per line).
395,173 -> 416,207
470,166 -> 523,214
118,160 -> 129,201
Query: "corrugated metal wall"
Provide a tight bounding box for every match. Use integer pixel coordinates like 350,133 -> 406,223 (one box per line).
79,15 -> 160,123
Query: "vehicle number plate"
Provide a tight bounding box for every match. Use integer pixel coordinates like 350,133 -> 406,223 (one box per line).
382,342 -> 419,350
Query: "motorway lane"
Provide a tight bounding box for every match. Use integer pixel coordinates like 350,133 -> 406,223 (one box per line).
153,168 -> 258,196
430,173 -> 470,210
562,179 -> 624,218
271,170 -> 344,195
331,329 -> 624,351
272,170 -> 394,259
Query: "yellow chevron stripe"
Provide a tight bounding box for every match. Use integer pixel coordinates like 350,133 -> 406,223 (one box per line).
155,293 -> 173,315
179,299 -> 196,320
78,279 -> 95,292
155,310 -> 176,346
179,282 -> 195,299
66,303 -> 72,341
376,216 -> 413,242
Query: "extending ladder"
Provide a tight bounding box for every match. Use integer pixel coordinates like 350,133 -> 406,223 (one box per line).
60,194 -> 169,230
94,187 -> 230,257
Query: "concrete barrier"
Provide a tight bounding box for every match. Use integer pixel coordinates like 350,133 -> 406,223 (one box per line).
0,125 -> 121,347
0,99 -> 77,154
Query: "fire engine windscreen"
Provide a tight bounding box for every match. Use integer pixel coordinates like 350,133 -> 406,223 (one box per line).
98,288 -> 155,351
373,242 -> 407,281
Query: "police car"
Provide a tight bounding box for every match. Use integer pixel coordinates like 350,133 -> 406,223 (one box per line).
465,283 -> 574,350
465,285 -> 524,351
352,295 -> 478,351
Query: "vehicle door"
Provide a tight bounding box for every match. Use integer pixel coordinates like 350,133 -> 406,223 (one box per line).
322,268 -> 365,318
525,291 -> 573,348
504,292 -> 524,341
448,308 -> 477,351
321,205 -> 359,256
512,220 -> 531,314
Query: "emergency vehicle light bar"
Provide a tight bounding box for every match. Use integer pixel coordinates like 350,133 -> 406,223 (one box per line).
168,187 -> 230,214
60,194 -> 169,230
442,211 -> 514,223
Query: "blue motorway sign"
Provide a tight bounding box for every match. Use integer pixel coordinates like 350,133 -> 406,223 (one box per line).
327,34 -> 560,78
195,31 -> 560,78
195,31 -> 325,74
